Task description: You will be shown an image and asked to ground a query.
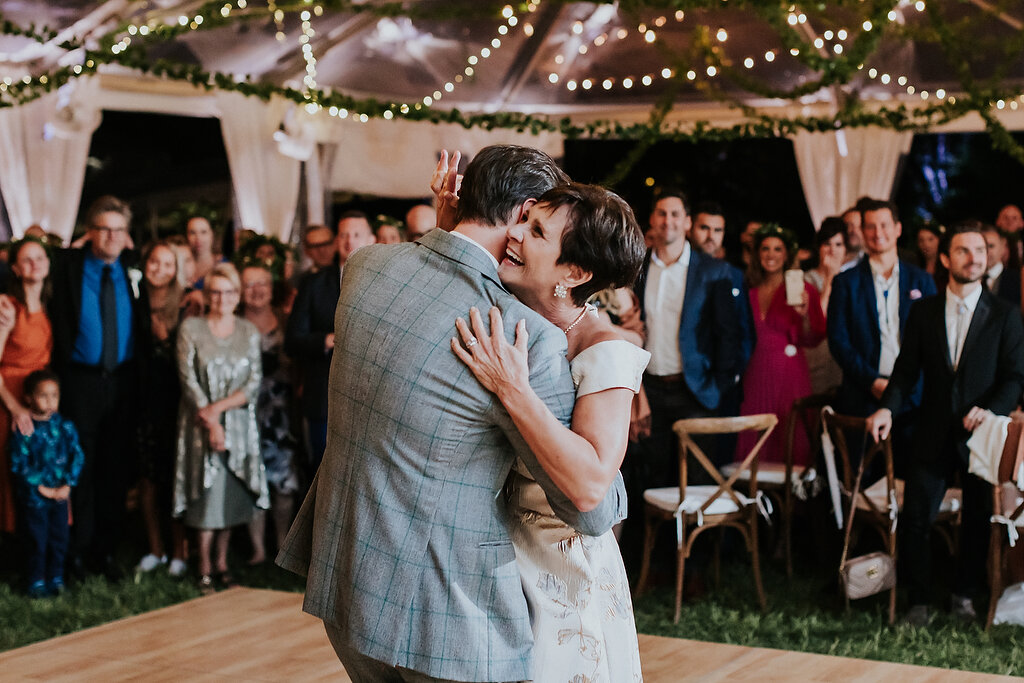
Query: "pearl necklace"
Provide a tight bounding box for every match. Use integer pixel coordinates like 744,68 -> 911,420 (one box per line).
563,303 -> 595,334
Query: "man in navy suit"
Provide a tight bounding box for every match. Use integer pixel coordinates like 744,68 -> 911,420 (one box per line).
982,224 -> 1021,308
828,199 -> 936,424
625,188 -> 746,584
286,212 -> 375,472
633,188 -> 746,484
690,200 -> 755,377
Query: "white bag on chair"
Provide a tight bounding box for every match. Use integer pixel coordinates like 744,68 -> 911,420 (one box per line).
994,582 -> 1024,626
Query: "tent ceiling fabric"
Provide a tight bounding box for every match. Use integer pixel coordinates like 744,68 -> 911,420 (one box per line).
2,1 -> 1024,117
1,1 -> 1023,209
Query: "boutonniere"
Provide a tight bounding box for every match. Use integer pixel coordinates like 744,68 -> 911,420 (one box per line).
128,268 -> 143,299
910,289 -> 922,300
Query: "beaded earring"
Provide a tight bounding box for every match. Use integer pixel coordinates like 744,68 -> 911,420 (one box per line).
554,283 -> 568,299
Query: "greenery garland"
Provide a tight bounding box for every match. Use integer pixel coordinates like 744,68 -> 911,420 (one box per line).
1,0 -> 1023,164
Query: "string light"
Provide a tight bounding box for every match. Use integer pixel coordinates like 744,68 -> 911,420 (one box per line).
424,4 -> 529,106
299,6 -> 320,98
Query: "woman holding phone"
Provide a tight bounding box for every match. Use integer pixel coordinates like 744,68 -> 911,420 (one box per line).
735,224 -> 826,466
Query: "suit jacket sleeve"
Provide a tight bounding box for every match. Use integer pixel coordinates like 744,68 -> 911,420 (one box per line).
828,273 -> 878,391
499,328 -> 626,537
986,306 -> 1024,414
879,302 -> 924,414
285,274 -> 329,358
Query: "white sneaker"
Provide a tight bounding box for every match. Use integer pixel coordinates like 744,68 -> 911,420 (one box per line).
168,558 -> 188,578
136,554 -> 167,572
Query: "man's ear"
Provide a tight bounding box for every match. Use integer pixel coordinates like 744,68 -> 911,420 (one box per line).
939,252 -> 950,271
516,199 -> 537,223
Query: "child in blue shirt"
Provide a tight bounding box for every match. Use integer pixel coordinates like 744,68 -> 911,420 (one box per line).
10,369 -> 84,597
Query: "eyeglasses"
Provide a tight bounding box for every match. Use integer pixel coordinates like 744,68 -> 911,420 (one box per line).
91,226 -> 128,235
305,239 -> 335,249
242,282 -> 271,290
207,289 -> 239,298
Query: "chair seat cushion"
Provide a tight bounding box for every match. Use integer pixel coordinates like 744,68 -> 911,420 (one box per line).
644,485 -> 754,517
721,462 -> 796,486
856,478 -> 962,514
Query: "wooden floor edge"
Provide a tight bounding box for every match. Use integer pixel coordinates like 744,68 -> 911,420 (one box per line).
0,588 -> 1018,682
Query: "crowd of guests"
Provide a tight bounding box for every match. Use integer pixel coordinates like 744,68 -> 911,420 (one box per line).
622,190 -> 1024,627
0,179 -> 1020,628
0,195 -> 434,596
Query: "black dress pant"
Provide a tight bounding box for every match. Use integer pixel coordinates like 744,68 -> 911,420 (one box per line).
902,449 -> 990,606
60,362 -> 139,565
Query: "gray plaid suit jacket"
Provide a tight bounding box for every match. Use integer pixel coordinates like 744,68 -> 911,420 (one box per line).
277,229 -> 627,681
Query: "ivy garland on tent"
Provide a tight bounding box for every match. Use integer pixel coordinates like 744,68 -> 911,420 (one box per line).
2,0 -> 1024,160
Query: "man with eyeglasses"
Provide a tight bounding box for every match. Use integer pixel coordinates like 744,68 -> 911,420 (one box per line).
48,195 -> 150,582
302,224 -> 337,273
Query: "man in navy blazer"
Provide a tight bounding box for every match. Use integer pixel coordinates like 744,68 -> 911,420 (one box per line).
632,188 -> 746,488
286,212 -> 375,472
828,199 -> 936,421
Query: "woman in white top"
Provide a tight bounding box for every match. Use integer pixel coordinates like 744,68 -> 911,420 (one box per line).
453,183 -> 648,683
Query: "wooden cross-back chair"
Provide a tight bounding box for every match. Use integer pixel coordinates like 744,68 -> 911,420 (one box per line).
721,391 -> 835,578
636,414 -> 777,623
987,416 -> 1024,629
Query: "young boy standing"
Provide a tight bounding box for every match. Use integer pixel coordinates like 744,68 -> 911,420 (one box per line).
10,369 -> 84,597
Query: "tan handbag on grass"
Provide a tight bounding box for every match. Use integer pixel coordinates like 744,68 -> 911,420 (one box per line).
838,445 -> 896,600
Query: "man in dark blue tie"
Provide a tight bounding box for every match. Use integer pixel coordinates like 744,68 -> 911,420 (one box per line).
49,196 -> 149,581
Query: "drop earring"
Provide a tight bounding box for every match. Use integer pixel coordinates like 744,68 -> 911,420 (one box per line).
554,283 -> 568,299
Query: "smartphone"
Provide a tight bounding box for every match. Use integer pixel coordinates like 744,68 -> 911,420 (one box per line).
784,269 -> 804,306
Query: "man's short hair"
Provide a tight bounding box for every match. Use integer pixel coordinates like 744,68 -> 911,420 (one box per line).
304,223 -> 335,239
651,186 -> 690,216
538,183 -> 646,306
692,200 -> 724,219
455,145 -> 569,227
941,219 -> 987,256
85,195 -> 132,228
338,210 -> 369,223
859,198 -> 899,224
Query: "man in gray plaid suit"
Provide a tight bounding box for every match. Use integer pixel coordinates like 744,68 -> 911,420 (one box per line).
277,145 -> 627,682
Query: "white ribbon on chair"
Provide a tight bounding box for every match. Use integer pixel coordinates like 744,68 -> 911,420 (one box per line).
755,490 -> 774,524
673,489 -> 774,547
991,515 -> 1022,548
820,407 -> 844,529
888,488 -> 899,534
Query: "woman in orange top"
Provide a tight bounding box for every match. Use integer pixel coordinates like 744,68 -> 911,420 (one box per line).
0,238 -> 54,535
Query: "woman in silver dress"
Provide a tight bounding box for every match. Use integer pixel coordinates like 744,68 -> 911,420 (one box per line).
173,262 -> 267,593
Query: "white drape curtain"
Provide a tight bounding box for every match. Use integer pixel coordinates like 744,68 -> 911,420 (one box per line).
791,127 -> 913,230
0,77 -> 101,240
322,117 -> 564,198
215,92 -> 302,241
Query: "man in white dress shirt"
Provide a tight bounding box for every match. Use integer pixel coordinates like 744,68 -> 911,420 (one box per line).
633,188 -> 746,481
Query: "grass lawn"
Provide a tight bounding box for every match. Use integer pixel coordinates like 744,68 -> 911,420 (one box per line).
1,531 -> 1022,676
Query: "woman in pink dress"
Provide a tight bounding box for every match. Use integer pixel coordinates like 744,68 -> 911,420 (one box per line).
736,224 -> 826,466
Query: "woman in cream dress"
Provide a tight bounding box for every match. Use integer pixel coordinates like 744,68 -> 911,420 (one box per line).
453,183 -> 648,683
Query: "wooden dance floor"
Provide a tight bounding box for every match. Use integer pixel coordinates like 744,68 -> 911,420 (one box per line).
0,588 -> 1015,681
